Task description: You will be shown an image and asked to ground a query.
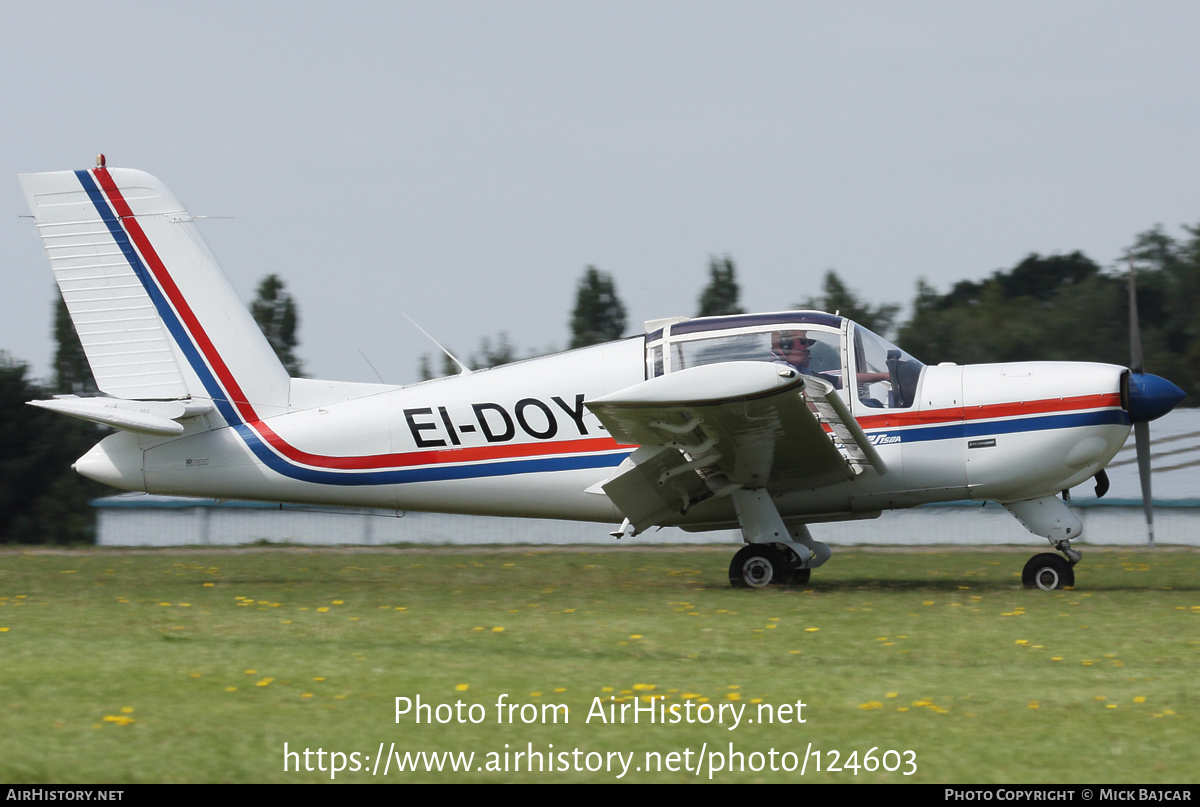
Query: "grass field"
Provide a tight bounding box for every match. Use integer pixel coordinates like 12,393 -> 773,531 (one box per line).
1,545 -> 1197,783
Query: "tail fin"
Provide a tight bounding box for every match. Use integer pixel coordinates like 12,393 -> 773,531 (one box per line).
18,167 -> 290,414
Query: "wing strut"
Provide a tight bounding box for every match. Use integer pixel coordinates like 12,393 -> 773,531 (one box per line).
732,489 -> 811,565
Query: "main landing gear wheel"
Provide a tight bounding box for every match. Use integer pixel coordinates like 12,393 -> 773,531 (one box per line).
1022,553 -> 1075,591
729,544 -> 787,589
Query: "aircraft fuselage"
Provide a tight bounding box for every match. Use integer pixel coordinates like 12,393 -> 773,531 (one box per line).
77,334 -> 1131,532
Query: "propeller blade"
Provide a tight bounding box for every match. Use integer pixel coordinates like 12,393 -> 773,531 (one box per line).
1128,259 -> 1145,375
1126,257 -> 1169,546
1134,421 -> 1154,547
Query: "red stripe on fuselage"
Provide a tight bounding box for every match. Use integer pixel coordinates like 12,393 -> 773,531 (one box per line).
252,427 -> 625,470
855,392 -> 1122,431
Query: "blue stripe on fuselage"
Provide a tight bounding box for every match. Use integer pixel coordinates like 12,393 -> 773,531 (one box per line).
864,408 -> 1129,445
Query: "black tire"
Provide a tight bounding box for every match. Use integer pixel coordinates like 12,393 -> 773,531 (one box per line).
729,544 -> 787,589
1022,553 -> 1075,590
789,567 -> 812,586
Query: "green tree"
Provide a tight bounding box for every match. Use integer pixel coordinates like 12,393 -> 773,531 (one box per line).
472,333 -> 517,369
569,266 -> 626,348
696,256 -> 745,317
418,351 -> 462,381
53,294 -> 97,394
797,270 -> 901,336
0,355 -> 105,544
250,275 -> 304,376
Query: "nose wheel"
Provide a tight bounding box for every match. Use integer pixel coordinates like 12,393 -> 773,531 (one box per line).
1021,553 -> 1076,590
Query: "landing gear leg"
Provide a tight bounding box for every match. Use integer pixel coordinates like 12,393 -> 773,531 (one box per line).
1004,496 -> 1084,590
729,490 -> 815,589
771,541 -> 814,585
1053,539 -> 1082,566
785,560 -> 812,586
770,525 -> 827,586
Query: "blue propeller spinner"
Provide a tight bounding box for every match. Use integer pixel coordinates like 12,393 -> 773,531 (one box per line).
1126,372 -> 1185,424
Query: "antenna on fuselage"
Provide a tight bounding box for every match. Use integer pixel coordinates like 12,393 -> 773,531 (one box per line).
357,349 -> 385,384
402,312 -> 473,376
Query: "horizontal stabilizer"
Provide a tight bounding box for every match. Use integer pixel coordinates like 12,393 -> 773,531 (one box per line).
28,395 -> 213,436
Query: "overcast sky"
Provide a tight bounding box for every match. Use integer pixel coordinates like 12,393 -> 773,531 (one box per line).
4,1 -> 1199,386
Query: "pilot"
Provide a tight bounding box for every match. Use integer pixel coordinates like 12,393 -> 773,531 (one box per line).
771,330 -> 838,385
772,329 -> 891,403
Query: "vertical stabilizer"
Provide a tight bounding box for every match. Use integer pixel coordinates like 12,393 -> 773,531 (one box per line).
19,167 -> 291,415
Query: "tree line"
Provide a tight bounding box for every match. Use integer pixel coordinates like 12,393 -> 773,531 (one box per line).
428,222 -> 1200,413
5,220 -> 1199,543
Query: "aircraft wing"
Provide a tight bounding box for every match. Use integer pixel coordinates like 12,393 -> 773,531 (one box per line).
586,361 -> 886,533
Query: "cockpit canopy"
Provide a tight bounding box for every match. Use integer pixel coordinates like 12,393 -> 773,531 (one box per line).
644,312 -> 925,410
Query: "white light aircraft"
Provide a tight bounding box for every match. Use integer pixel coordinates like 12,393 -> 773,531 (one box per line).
19,162 -> 1186,589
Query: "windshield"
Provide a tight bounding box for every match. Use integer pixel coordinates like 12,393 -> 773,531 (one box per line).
853,325 -> 924,409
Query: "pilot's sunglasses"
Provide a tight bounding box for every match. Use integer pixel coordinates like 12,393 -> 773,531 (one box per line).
780,337 -> 816,350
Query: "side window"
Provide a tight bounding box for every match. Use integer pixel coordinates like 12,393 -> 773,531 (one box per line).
648,344 -> 663,379
667,328 -> 846,387
767,329 -> 845,388
807,333 -> 842,377
673,333 -> 769,371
